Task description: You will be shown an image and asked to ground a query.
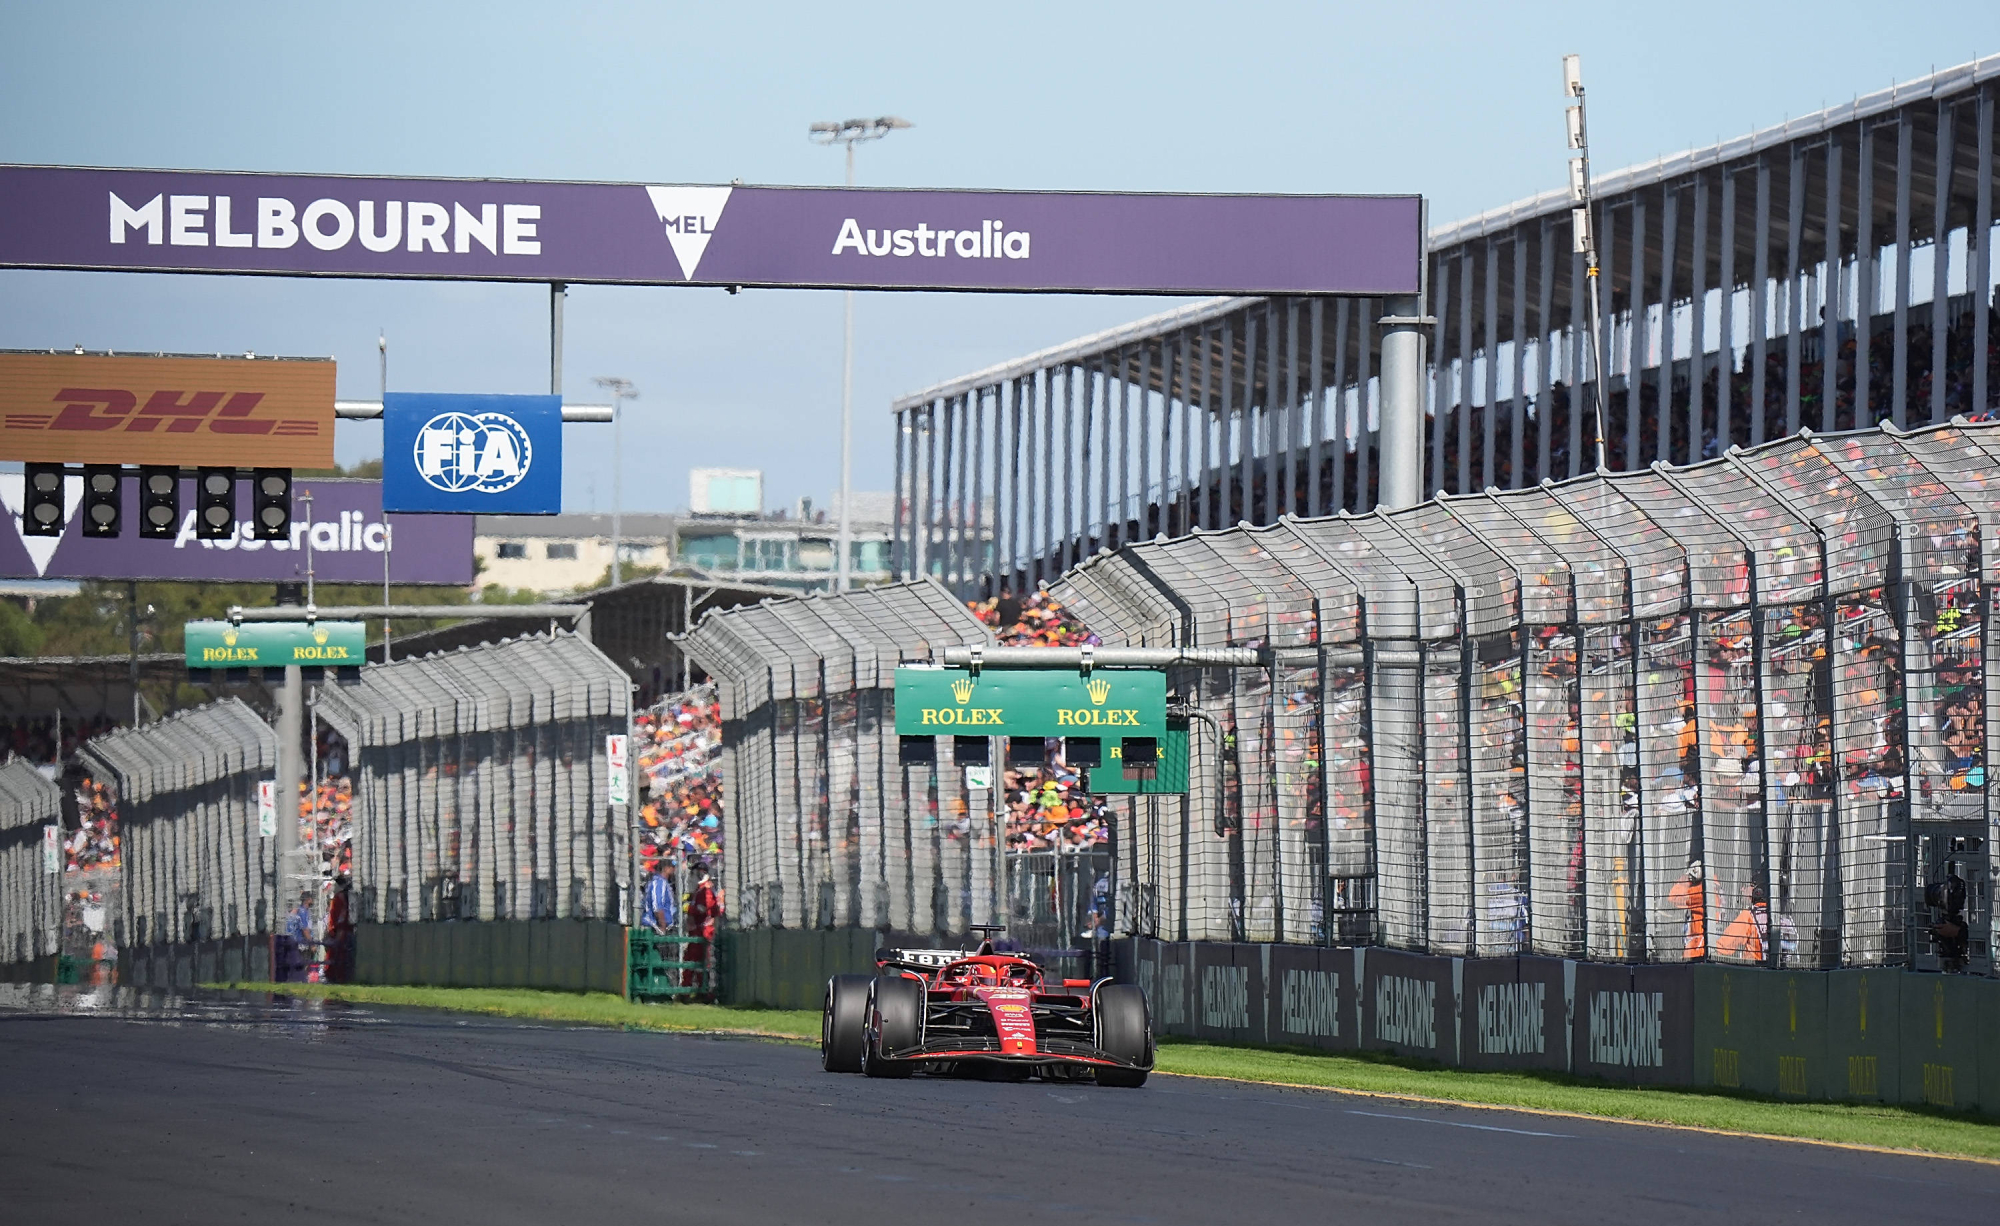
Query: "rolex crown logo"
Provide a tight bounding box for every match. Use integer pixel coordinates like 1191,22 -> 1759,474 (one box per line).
222,627 -> 238,647
950,676 -> 976,704
313,626 -> 329,645
1086,677 -> 1112,706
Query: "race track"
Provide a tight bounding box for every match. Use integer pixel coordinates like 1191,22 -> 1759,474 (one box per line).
0,988 -> 1990,1225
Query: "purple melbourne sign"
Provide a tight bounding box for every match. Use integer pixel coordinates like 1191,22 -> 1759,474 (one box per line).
0,165 -> 1422,297
0,476 -> 473,584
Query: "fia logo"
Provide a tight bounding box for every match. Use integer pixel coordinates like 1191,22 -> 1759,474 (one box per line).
951,676 -> 976,704
414,411 -> 532,494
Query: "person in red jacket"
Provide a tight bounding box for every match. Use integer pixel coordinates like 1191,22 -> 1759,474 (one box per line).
683,862 -> 723,992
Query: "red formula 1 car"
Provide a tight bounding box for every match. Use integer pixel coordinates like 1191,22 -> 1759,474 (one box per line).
820,928 -> 1152,1087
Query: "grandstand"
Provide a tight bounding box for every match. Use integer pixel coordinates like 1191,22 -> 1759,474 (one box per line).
891,56 -> 2000,599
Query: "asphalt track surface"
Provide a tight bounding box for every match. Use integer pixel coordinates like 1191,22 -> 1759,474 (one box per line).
2,987 -> 1995,1225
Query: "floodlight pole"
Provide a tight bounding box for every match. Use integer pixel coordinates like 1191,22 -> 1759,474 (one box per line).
593,377 -> 637,586
379,331 -> 392,663
812,116 -> 913,591
1565,54 -> 1611,472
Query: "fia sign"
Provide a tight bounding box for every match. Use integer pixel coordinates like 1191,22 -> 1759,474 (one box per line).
383,393 -> 561,514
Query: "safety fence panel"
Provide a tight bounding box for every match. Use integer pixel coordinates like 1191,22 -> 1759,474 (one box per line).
76,698 -> 277,948
683,579 -> 996,937
0,760 -> 62,964
315,633 -> 631,926
704,422 -> 2000,975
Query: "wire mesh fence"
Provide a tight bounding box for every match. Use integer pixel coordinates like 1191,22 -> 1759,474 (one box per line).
0,759 -> 62,964
697,420 -> 1996,974
683,579 -> 997,937
315,632 -> 634,926
75,698 -> 277,949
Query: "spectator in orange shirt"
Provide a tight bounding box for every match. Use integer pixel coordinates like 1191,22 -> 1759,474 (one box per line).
1665,861 -> 1706,959
1715,884 -> 1770,963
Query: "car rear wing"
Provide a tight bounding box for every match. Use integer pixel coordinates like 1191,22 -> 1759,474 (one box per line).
874,947 -> 966,974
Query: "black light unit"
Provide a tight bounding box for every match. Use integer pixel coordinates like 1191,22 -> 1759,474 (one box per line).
195,468 -> 236,539
951,736 -> 990,767
898,735 -> 937,766
1007,736 -> 1045,767
80,466 -> 121,538
252,468 -> 291,540
1064,736 -> 1102,767
21,463 -> 64,537
138,467 -> 179,539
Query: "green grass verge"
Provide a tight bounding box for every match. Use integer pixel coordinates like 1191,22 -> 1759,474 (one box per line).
213,983 -> 1998,1161
212,982 -> 818,1040
1154,1041 -> 2000,1161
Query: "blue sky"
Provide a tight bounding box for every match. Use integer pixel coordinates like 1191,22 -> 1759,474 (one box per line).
4,2 -> 1998,513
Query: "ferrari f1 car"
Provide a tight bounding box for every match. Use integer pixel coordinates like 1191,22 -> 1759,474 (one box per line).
820,928 -> 1153,1086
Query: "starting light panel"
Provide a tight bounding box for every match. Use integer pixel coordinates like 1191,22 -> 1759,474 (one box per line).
80,466 -> 121,538
196,468 -> 235,539
252,468 -> 291,540
22,463 -> 63,536
138,467 -> 179,538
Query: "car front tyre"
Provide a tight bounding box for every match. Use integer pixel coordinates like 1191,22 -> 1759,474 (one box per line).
1093,983 -> 1151,1088
822,974 -> 873,1073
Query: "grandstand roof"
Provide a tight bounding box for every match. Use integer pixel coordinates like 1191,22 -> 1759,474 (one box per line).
891,52 -> 2000,412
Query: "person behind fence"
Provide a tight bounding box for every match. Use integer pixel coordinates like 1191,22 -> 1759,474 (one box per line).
1667,860 -> 1706,959
641,862 -> 678,935
683,862 -> 721,989
1927,860 -> 1970,971
1715,884 -> 1770,963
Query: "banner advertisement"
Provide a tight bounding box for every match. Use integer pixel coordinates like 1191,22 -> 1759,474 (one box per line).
0,351 -> 334,466
894,666 -> 1167,738
606,734 -> 629,806
0,165 -> 1423,298
42,823 -> 60,874
183,619 -> 367,668
257,780 -> 276,839
0,476 -> 474,583
383,392 -> 561,514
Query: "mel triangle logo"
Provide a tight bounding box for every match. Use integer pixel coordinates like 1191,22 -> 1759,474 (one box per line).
0,472 -> 81,577
644,186 -> 734,281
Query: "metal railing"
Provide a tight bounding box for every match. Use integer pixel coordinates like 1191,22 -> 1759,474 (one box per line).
315,632 -> 635,925
0,759 -> 61,964
77,699 -> 277,948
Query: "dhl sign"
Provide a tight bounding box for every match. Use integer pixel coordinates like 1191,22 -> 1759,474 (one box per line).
0,352 -> 335,467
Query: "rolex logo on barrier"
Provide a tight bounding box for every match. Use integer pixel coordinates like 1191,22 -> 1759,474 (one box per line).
1086,677 -> 1112,706
951,676 -> 976,704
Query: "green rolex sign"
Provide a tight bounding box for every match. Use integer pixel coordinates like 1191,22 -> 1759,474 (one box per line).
184,620 -> 368,669
893,666 -> 1167,739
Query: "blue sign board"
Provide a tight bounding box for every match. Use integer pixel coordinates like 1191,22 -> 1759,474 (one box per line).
383,392 -> 561,514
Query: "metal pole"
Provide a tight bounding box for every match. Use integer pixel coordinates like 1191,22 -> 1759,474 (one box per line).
1377,293 -> 1429,510
379,331 -> 391,663
613,390 -> 623,586
1566,56 -> 1611,471
127,580 -> 140,726
838,144 -> 856,591
274,583 -> 304,922
551,284 -> 565,395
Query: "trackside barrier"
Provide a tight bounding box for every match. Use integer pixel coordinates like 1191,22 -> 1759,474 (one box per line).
1057,421 -> 2000,969
77,699 -> 278,954
0,760 -> 62,976
1123,938 -> 2000,1116
315,632 -> 635,929
682,579 -> 994,938
351,920 -> 627,994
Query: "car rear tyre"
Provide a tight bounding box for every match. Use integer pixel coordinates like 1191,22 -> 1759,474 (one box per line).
1093,983 -> 1151,1088
863,975 -> 924,1079
822,974 -> 872,1073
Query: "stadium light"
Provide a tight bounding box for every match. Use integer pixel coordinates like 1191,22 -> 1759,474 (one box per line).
1563,54 -> 1610,472
811,114 -> 914,592
592,375 -> 638,586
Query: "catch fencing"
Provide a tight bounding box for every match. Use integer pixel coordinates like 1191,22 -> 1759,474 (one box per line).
316,631 -> 635,926
0,759 -> 61,966
701,421 -> 1997,977
1056,419 -> 1997,971
682,579 -> 995,935
77,698 -> 277,948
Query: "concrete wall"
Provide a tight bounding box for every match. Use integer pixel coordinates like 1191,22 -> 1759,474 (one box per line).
119,936 -> 275,989
1125,939 -> 2000,1117
715,927 -> 884,1010
354,922 -> 629,996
